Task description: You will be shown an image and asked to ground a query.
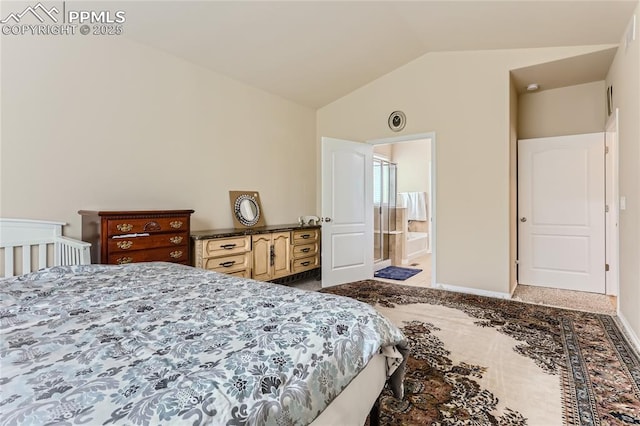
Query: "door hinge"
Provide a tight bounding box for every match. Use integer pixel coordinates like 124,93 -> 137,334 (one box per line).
605,205 -> 610,213
605,146 -> 609,154
605,263 -> 610,271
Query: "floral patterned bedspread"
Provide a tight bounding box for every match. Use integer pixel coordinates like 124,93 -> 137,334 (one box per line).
0,262 -> 406,425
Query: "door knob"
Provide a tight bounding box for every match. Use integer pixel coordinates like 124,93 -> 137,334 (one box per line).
520,217 -> 527,222
323,217 -> 332,222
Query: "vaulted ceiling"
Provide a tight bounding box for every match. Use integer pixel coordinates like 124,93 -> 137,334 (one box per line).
115,1 -> 637,108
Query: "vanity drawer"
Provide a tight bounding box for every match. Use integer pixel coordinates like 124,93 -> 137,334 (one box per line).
292,229 -> 319,244
109,246 -> 189,265
106,216 -> 190,236
292,255 -> 320,274
227,269 -> 252,279
201,236 -> 251,257
202,252 -> 251,274
292,242 -> 319,259
107,232 -> 188,252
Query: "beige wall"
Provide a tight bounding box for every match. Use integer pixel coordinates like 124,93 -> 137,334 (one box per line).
518,81 -> 606,139
318,44 -> 615,295
1,36 -> 317,239
373,144 -> 392,159
392,139 -> 431,196
606,4 -> 640,343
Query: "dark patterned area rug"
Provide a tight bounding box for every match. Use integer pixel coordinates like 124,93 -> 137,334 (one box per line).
320,280 -> 640,425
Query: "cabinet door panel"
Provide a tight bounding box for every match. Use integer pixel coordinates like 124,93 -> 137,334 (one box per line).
271,232 -> 291,279
252,234 -> 272,281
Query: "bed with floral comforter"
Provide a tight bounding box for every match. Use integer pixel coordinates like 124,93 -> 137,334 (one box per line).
0,262 -> 407,425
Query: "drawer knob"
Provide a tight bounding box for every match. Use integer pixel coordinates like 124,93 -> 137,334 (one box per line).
169,236 -> 184,245
301,234 -> 310,239
301,248 -> 311,253
219,261 -> 236,268
301,261 -> 311,266
220,243 -> 237,249
170,220 -> 184,229
116,223 -> 133,232
170,250 -> 183,259
117,241 -> 133,250
116,256 -> 133,265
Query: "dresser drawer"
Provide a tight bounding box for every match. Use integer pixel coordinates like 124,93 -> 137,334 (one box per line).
292,242 -> 319,259
292,229 -> 319,244
226,269 -> 252,279
201,236 -> 251,257
202,252 -> 251,274
292,255 -> 320,274
106,216 -> 190,236
107,232 -> 188,252
109,246 -> 189,264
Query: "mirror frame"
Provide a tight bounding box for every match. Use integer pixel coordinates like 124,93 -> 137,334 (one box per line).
229,190 -> 266,228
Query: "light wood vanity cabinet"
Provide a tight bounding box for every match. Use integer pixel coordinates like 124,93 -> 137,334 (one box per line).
191,224 -> 320,283
252,232 -> 291,281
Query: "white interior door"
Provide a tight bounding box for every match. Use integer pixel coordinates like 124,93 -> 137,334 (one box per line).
518,133 -> 605,293
321,137 -> 373,287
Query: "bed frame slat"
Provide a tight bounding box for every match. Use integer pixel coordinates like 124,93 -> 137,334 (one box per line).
38,243 -> 47,270
4,248 -> 14,278
21,245 -> 31,275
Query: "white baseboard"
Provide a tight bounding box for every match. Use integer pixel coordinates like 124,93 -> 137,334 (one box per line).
617,311 -> 640,354
434,282 -> 511,300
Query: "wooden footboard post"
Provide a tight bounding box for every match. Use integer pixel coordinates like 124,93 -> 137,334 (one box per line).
369,398 -> 380,426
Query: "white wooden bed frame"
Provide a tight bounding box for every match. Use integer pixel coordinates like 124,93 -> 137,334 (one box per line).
0,218 -> 91,278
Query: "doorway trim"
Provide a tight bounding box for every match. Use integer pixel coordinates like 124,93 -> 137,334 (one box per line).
368,132 -> 437,287
605,108 -> 620,298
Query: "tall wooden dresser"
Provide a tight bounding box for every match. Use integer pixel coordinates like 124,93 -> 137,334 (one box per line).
78,210 -> 194,265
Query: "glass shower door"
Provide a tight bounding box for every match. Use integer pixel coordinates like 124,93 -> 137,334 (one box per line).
373,158 -> 397,264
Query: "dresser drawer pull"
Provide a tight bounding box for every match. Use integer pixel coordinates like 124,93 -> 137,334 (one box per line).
219,261 -> 236,268
116,256 -> 133,265
170,250 -> 183,259
170,220 -> 184,229
220,243 -> 237,249
117,241 -> 133,250
169,236 -> 184,245
301,234 -> 311,239
301,261 -> 311,266
117,223 -> 133,232
301,248 -> 311,253
144,221 -> 161,232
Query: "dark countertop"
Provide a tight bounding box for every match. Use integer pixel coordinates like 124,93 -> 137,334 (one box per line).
190,223 -> 321,240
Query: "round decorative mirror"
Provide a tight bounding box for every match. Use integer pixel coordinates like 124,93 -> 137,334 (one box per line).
229,191 -> 266,228
235,194 -> 260,226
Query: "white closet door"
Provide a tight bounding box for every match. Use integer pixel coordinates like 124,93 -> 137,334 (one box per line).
518,133 -> 605,293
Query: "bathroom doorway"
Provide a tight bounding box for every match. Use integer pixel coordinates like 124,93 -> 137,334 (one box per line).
373,157 -> 397,267
369,133 -> 435,284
